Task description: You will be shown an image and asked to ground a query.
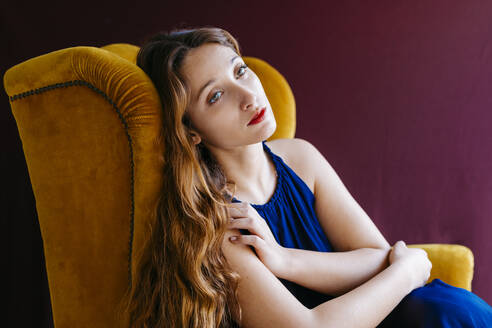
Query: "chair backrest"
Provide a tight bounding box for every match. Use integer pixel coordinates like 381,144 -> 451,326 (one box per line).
3,43 -> 296,327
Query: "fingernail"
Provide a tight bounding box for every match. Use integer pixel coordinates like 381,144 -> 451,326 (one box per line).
230,236 -> 237,241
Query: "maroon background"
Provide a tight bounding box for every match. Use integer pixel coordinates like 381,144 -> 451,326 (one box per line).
2,0 -> 491,326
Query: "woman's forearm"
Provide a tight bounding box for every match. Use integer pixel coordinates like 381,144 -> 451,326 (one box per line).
280,247 -> 391,296
309,261 -> 413,328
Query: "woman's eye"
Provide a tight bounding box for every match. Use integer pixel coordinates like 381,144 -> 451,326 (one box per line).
207,64 -> 248,105
208,91 -> 223,104
238,64 -> 248,76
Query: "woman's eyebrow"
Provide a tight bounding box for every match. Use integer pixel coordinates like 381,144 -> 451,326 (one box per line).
196,55 -> 240,102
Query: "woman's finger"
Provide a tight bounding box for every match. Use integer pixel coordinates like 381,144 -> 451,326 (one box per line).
229,217 -> 264,238
229,234 -> 266,249
227,203 -> 249,218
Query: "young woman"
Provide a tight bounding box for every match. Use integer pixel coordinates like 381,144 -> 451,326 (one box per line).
123,26 -> 492,327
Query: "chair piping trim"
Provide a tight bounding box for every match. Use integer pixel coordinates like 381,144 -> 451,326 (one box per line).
9,80 -> 135,289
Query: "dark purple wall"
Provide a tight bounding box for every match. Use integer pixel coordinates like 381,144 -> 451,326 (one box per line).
3,0 -> 491,326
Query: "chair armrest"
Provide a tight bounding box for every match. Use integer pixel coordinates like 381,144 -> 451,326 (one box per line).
408,243 -> 474,291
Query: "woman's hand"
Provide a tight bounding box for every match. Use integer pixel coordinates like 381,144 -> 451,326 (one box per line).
227,201 -> 289,277
389,240 -> 432,291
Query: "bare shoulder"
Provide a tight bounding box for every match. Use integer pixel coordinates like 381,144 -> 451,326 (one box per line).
264,138 -> 315,159
264,138 -> 316,194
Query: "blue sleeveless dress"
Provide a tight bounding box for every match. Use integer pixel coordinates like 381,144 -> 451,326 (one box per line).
231,140 -> 492,327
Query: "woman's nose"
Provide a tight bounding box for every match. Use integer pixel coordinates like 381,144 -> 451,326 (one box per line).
239,87 -> 257,111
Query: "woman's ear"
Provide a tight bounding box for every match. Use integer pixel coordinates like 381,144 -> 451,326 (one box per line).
190,131 -> 202,145
185,118 -> 202,145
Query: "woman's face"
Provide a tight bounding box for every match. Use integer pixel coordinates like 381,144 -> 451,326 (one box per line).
180,43 -> 276,148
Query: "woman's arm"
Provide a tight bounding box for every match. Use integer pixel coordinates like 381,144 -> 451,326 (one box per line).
228,202 -> 391,296
223,228 -> 431,328
280,247 -> 391,296
311,241 -> 431,327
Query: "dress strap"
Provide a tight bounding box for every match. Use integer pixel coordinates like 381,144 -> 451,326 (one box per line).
262,139 -> 276,160
262,139 -> 284,169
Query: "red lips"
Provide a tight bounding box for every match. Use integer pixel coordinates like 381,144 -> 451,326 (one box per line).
248,107 -> 266,125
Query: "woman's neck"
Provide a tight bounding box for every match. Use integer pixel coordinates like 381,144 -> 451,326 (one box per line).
211,142 -> 277,204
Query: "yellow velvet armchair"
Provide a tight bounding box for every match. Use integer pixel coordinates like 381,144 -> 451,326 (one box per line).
4,43 -> 474,328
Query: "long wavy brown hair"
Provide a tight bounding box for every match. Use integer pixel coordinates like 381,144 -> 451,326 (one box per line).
121,27 -> 244,327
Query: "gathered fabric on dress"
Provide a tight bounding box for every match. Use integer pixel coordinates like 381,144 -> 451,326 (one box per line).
231,140 -> 492,327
